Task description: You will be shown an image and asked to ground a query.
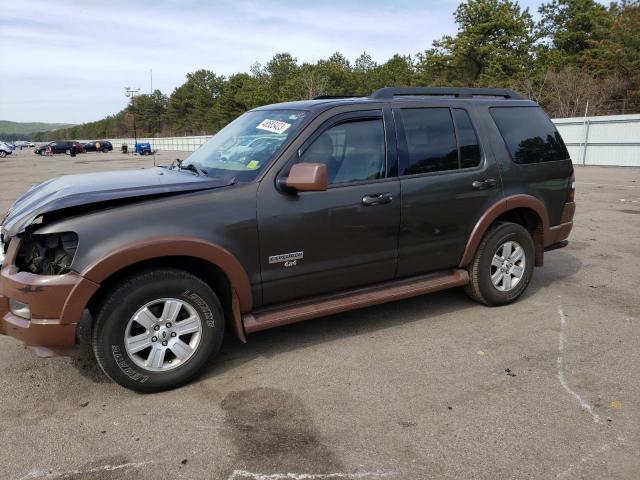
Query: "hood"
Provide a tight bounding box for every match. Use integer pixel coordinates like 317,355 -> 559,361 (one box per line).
1,167 -> 232,236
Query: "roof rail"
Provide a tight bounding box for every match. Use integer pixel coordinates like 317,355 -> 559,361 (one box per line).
370,87 -> 523,100
312,95 -> 362,100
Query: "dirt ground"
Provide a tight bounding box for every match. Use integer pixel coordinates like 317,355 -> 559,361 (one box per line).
1,148 -> 639,480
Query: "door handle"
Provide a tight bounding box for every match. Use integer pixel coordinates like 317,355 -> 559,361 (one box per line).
472,178 -> 497,190
362,192 -> 393,206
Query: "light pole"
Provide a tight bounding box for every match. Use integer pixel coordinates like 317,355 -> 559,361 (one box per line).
125,87 -> 140,149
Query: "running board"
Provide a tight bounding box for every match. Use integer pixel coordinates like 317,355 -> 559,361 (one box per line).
243,269 -> 470,334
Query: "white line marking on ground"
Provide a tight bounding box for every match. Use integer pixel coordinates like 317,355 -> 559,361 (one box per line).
557,305 -> 601,424
227,470 -> 396,480
556,437 -> 625,478
578,182 -> 640,189
17,461 -> 152,479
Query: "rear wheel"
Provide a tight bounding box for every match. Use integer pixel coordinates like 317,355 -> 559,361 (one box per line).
92,268 -> 224,392
0,151 -> 6,158
102,147 -> 109,153
464,222 -> 534,306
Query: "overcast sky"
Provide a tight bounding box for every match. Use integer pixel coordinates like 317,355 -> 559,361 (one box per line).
0,0 -> 545,124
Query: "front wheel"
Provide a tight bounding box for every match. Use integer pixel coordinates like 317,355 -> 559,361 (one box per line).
0,151 -> 6,158
92,268 -> 224,392
464,222 -> 535,306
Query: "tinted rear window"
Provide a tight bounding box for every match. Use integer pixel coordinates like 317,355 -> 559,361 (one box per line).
399,108 -> 458,174
490,107 -> 569,164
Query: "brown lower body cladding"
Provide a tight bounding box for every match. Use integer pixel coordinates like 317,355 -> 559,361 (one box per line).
546,201 -> 575,246
0,202 -> 575,355
243,269 -> 470,334
0,263 -> 99,357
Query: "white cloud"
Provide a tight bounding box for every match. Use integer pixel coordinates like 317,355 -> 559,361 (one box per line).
0,0 -> 541,123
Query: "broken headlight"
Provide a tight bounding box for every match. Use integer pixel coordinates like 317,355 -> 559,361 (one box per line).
16,232 -> 78,275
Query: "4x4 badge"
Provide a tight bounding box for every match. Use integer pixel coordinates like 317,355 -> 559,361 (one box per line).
269,251 -> 303,265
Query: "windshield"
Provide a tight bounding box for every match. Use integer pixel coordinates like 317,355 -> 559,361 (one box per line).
183,109 -> 307,182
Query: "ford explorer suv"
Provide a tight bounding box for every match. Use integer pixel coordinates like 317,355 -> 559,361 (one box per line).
0,87 -> 575,392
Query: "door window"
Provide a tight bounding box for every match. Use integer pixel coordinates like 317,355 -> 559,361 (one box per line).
453,109 -> 481,168
299,119 -> 386,185
399,108 -> 458,175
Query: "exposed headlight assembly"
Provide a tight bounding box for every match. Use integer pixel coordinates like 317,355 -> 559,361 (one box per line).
16,232 -> 79,275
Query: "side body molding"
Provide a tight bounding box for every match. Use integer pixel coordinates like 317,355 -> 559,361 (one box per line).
458,194 -> 550,268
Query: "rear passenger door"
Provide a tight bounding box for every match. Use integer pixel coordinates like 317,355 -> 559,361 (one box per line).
394,106 -> 503,277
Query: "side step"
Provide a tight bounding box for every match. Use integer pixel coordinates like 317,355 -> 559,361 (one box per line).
243,269 -> 470,334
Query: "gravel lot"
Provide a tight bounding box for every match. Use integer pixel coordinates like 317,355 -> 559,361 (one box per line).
1,149 -> 639,480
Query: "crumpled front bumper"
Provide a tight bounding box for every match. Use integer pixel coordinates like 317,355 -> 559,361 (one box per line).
0,238 -> 99,357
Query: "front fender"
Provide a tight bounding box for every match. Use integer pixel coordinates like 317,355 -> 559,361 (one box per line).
80,237 -> 253,312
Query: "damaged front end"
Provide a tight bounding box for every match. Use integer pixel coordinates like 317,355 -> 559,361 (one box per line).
15,231 -> 78,275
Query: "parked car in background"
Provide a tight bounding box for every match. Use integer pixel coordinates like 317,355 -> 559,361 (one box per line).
34,141 -> 82,155
0,141 -> 13,158
83,140 -> 113,153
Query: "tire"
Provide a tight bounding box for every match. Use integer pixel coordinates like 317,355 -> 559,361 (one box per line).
92,268 -> 224,392
464,222 -> 535,306
0,151 -> 6,158
102,147 -> 109,153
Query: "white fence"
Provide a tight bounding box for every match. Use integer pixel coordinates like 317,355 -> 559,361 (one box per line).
101,135 -> 212,152
554,114 -> 640,167
102,113 -> 640,166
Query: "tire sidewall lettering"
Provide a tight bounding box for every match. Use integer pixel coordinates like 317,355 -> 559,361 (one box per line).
111,345 -> 149,383
182,289 -> 215,328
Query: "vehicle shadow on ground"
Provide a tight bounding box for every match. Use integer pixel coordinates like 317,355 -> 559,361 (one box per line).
200,250 -> 583,382
68,250 -> 582,385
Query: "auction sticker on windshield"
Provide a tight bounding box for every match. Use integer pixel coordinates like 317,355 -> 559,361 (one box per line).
256,119 -> 291,134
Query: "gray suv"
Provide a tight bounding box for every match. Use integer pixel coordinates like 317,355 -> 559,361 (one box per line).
0,87 -> 575,391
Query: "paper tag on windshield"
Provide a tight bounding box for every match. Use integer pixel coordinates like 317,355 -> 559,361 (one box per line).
256,119 -> 291,134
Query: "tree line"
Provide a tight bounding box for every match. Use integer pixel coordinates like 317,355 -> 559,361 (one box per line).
33,0 -> 640,141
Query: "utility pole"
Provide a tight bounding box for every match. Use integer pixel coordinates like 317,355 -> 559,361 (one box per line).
125,86 -> 140,148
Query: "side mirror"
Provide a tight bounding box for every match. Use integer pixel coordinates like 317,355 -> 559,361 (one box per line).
282,163 -> 328,192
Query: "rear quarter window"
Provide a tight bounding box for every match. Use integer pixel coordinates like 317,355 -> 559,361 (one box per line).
490,106 -> 569,164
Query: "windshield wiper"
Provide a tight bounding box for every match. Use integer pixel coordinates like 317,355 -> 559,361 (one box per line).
171,159 -> 207,176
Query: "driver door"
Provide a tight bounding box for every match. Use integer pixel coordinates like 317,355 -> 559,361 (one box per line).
257,109 -> 400,306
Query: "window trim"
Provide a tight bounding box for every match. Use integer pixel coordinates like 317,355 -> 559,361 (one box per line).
394,106 -> 485,179
277,109 -> 393,190
451,107 -> 483,170
489,105 -> 570,165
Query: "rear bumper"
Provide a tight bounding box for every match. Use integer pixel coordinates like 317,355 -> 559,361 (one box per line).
0,240 -> 99,355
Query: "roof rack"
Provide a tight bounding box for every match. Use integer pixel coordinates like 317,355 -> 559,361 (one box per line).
370,87 -> 523,100
312,95 -> 362,100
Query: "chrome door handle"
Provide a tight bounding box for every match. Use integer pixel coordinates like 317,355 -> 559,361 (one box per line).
472,178 -> 497,190
362,192 -> 393,206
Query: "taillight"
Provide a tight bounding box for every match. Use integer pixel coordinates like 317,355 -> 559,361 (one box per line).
568,168 -> 575,202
